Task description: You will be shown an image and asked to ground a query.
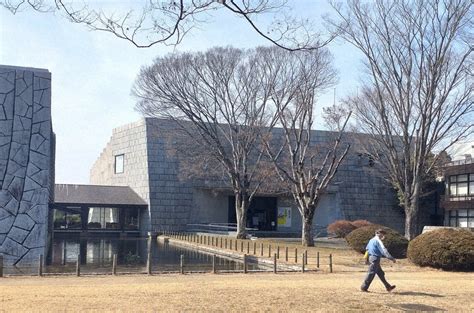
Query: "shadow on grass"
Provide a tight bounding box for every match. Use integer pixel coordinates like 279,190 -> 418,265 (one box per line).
395,291 -> 444,298
386,303 -> 446,311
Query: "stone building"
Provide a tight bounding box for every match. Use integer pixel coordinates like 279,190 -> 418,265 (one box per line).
90,118 -> 405,236
0,65 -> 55,265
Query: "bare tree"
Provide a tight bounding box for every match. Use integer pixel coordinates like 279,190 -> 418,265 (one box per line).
263,48 -> 350,246
328,0 -> 473,239
133,46 -> 284,238
1,0 -> 333,51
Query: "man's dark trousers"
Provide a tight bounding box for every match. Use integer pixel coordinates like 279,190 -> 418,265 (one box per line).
361,256 -> 391,290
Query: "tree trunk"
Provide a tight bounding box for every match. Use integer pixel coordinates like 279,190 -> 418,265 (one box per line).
404,198 -> 419,240
301,217 -> 314,247
235,192 -> 248,239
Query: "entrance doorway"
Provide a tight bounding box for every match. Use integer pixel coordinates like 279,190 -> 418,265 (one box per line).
228,196 -> 277,231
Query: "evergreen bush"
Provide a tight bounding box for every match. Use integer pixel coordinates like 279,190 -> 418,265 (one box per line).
345,224 -> 408,258
408,228 -> 474,271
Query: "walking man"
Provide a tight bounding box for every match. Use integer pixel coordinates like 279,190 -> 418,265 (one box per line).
361,229 -> 396,292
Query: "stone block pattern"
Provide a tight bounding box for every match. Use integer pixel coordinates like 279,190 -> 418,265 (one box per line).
90,119 -> 151,233
0,66 -> 53,265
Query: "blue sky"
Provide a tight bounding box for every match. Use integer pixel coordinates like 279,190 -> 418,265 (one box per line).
0,1 -> 366,184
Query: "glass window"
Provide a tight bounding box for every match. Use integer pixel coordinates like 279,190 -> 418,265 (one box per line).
450,184 -> 457,196
114,154 -> 124,174
458,209 -> 468,217
458,218 -> 468,227
458,174 -> 468,182
123,208 -> 139,230
53,209 -> 82,229
457,182 -> 468,195
449,175 -> 457,182
469,181 -> 474,195
88,207 -> 120,229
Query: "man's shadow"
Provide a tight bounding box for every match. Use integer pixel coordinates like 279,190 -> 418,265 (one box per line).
394,291 -> 444,298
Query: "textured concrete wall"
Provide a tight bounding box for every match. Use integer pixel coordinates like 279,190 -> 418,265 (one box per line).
90,119 -> 151,234
0,65 -> 53,265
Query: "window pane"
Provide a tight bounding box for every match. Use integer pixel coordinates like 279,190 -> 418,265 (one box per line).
469,181 -> 474,195
88,207 -> 103,229
469,219 -> 474,228
458,218 -> 468,227
458,182 -> 468,195
468,209 -> 474,218
105,208 -> 120,229
449,217 -> 457,227
458,174 -> 468,182
458,209 -> 468,217
450,184 -> 457,196
115,154 -> 124,174
449,175 -> 457,182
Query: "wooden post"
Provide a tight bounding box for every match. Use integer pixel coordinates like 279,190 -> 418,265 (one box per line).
240,241 -> 244,252
0,255 -> 3,277
294,248 -> 298,263
301,253 -> 305,273
243,254 -> 248,274
285,247 -> 288,261
212,255 -> 217,274
247,241 -> 250,254
253,242 -> 256,255
304,250 -> 308,265
180,254 -> 184,274
220,238 -> 223,248
317,251 -> 320,268
260,243 -> 264,256
76,254 -> 80,277
147,250 -> 152,275
329,254 -> 333,273
235,240 -> 238,251
273,253 -> 277,274
268,245 -> 271,258
112,254 -> 117,275
38,254 -> 43,277
230,239 -> 233,250
277,246 -> 280,259
225,238 -> 227,249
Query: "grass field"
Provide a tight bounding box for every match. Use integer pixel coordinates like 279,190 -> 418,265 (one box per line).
1,238 -> 473,312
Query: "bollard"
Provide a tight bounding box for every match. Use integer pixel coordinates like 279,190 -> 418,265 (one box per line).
273,253 -> 277,274
317,251 -> 320,268
38,254 -> 43,277
76,254 -> 81,277
225,238 -> 228,249
147,251 -> 152,275
285,247 -> 288,261
180,254 -> 184,274
253,242 -> 256,255
230,239 -> 233,250
212,255 -> 217,274
277,246 -> 280,259
212,237 -> 214,246
243,254 -> 248,274
112,254 -> 117,275
220,238 -> 223,248
304,250 -> 308,265
247,241 -> 250,254
235,240 -> 238,251
260,243 -> 264,256
301,253 -> 305,273
329,254 -> 333,273
268,245 -> 271,258
0,254 -> 3,277
294,248 -> 298,263
240,241 -> 244,252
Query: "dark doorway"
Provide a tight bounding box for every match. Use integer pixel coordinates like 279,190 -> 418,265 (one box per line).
228,196 -> 277,231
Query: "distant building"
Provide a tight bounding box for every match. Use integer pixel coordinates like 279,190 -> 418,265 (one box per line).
441,153 -> 474,228
84,118 -> 406,236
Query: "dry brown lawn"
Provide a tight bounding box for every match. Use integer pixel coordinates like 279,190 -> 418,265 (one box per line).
1,239 -> 473,312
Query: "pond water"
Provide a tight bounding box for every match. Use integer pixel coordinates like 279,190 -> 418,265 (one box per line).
30,236 -> 263,275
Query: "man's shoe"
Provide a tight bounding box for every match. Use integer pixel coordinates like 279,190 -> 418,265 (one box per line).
386,285 -> 396,292
360,287 -> 369,292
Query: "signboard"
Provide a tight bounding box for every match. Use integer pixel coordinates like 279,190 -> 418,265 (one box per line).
277,207 -> 292,227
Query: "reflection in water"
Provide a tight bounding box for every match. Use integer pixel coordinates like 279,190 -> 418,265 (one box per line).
47,236 -> 261,273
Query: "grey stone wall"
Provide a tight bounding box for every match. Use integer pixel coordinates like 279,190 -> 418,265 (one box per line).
0,65 -> 53,265
90,119 -> 151,233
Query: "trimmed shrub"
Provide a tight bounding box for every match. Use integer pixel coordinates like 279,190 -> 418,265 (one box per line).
327,220 -> 357,238
345,224 -> 408,258
408,228 -> 474,271
351,219 -> 373,228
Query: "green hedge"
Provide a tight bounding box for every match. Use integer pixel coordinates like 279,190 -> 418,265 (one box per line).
408,228 -> 474,271
345,224 -> 408,259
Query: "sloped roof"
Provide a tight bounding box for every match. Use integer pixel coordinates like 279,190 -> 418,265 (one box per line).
54,184 -> 147,206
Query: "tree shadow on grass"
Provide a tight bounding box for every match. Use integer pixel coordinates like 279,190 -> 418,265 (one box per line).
395,291 -> 444,298
386,303 -> 446,312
